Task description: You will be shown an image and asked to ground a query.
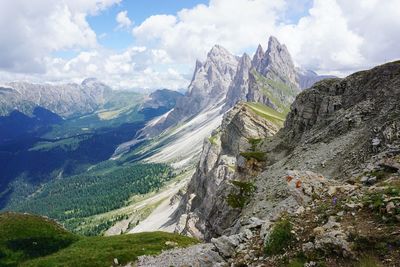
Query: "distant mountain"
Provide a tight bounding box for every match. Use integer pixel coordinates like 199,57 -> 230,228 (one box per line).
296,68 -> 336,90
140,89 -> 183,113
0,78 -> 112,118
0,107 -> 62,145
149,45 -> 239,135
114,36 -> 330,164
0,81 -> 182,212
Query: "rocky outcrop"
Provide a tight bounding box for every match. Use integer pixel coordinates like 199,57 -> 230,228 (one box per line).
225,53 -> 252,108
0,78 -> 112,118
145,45 -> 239,137
174,102 -> 281,240
136,243 -> 226,267
255,36 -> 298,87
275,61 -> 400,180
225,36 -> 304,111
136,36 -> 326,142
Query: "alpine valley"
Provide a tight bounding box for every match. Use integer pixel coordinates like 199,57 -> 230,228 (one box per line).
1,35 -> 399,267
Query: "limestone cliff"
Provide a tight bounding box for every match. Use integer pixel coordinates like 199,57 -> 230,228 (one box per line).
174,102 -> 282,240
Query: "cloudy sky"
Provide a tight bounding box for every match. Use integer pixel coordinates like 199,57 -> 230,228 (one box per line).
0,0 -> 399,90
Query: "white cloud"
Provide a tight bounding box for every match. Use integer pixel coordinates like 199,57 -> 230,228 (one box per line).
116,10 -> 133,29
0,46 -> 188,90
1,0 -> 399,90
277,0 -> 365,72
133,0 -> 400,76
133,0 -> 286,65
0,0 -> 121,73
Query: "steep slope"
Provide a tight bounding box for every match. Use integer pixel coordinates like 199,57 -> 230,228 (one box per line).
143,61 -> 400,266
174,102 -> 284,240
0,107 -> 62,145
107,36 -> 331,237
225,37 -> 301,112
144,45 -> 238,137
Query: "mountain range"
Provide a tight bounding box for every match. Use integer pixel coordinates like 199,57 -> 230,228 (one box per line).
5,35 -> 398,267
0,36 -> 330,227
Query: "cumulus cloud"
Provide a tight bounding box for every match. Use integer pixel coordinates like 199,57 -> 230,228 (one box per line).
133,0 -> 285,65
0,46 -> 187,90
0,0 -> 121,73
278,0 -> 365,72
116,10 -> 133,29
133,0 -> 400,76
1,0 -> 399,90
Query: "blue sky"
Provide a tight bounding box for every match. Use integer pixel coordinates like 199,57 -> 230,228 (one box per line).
88,0 -> 208,52
0,0 -> 399,90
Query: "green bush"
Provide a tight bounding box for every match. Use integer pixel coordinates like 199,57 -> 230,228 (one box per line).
226,181 -> 256,209
264,217 -> 294,255
240,151 -> 266,161
247,138 -> 262,151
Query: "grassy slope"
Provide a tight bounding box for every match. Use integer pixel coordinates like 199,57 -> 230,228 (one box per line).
245,102 -> 286,128
0,212 -> 78,267
251,69 -> 297,114
22,232 -> 197,267
0,212 -> 198,267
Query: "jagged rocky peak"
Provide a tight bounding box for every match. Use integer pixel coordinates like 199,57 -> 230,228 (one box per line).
225,53 -> 252,108
187,44 -> 238,99
139,45 -> 239,138
257,36 -> 298,85
252,44 -> 265,67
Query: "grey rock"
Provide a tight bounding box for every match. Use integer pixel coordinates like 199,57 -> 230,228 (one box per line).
211,234 -> 243,258
302,242 -> 315,252
136,243 -> 226,267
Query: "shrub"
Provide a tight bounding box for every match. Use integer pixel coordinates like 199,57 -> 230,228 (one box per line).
247,138 -> 262,151
264,217 -> 294,255
240,151 -> 266,161
226,181 -> 256,209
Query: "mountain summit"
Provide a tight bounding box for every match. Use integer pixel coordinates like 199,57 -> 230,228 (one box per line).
113,36 -> 328,163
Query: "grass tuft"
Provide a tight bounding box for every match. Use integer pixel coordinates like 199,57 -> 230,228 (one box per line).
264,217 -> 294,255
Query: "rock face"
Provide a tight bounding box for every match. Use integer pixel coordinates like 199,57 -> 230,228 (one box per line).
255,36 -> 298,87
0,78 -> 112,118
174,102 -> 281,240
225,36 -> 302,112
147,45 -> 239,136
225,53 -> 252,108
281,61 -> 400,179
225,36 -> 329,113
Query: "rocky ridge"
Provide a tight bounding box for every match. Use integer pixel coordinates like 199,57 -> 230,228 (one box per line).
139,61 -> 400,266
